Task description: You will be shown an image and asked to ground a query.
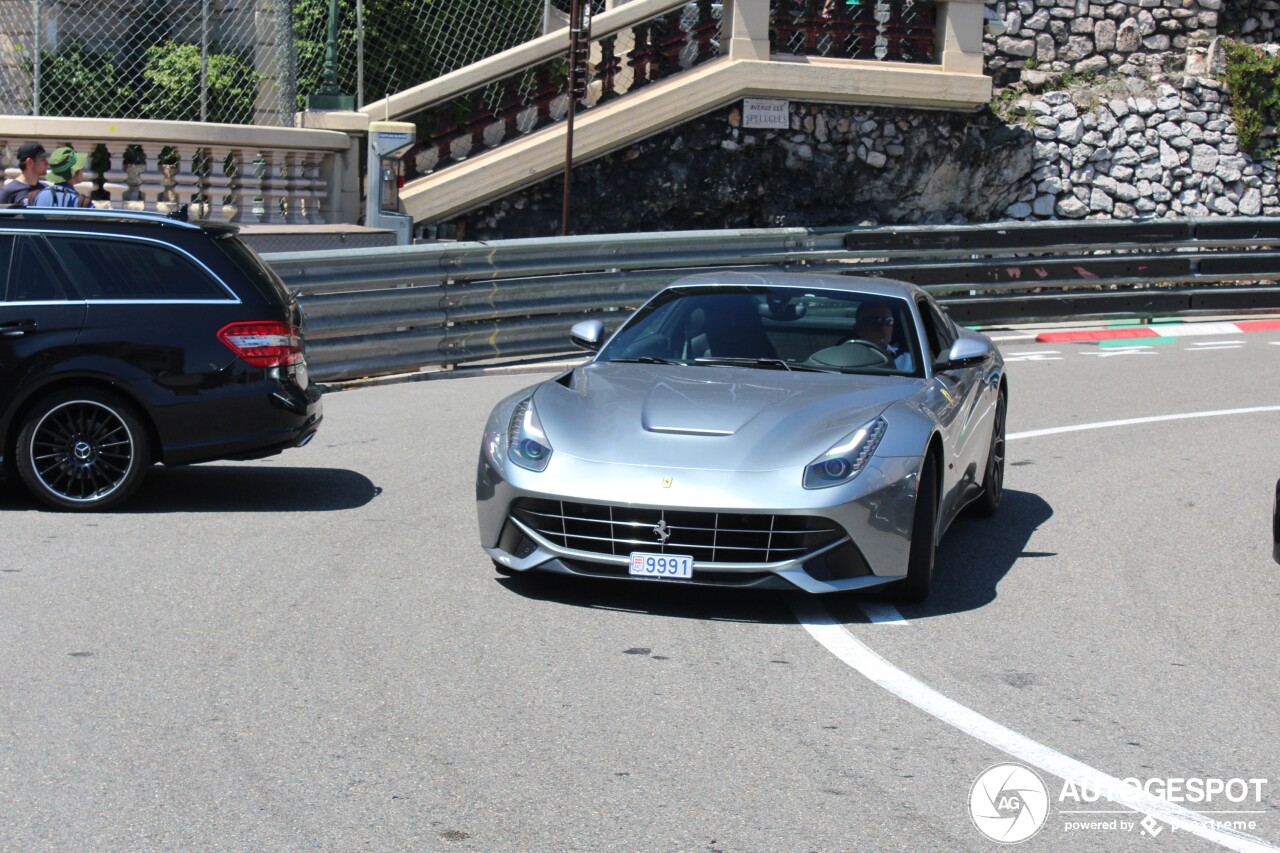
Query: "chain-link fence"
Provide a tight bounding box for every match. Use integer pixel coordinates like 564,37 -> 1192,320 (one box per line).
0,0 -> 296,124
0,0 -> 546,126
292,0 -> 544,111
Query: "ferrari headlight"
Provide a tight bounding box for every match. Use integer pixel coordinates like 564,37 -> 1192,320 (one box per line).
803,417 -> 887,489
508,397 -> 553,472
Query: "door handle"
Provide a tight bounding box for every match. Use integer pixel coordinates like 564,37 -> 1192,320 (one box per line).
0,320 -> 37,337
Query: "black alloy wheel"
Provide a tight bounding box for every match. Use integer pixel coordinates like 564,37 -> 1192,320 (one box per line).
15,389 -> 151,511
970,389 -> 1006,517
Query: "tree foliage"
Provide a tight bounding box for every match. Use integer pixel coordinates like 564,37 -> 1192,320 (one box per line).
142,42 -> 260,124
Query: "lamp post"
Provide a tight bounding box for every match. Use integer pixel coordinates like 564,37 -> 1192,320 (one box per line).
307,0 -> 355,111
561,0 -> 589,236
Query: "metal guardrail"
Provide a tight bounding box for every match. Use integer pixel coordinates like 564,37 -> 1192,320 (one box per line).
261,218 -> 1280,383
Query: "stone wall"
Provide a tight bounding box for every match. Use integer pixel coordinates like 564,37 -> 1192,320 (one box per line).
446,103 -> 1034,240
1002,72 -> 1279,219
1220,0 -> 1280,43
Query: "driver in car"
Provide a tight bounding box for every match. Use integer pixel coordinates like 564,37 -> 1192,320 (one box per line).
852,301 -> 913,371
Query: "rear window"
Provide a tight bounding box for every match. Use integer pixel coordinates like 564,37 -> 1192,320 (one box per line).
47,235 -> 231,301
209,235 -> 293,307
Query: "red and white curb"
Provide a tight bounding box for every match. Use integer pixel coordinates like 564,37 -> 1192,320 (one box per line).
1036,319 -> 1280,343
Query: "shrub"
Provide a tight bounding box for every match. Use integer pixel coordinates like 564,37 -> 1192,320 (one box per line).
142,41 -> 260,124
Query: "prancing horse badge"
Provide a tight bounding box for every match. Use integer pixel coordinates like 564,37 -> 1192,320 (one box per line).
661,477 -> 673,488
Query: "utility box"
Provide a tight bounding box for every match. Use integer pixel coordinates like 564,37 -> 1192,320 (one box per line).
366,121 -> 416,245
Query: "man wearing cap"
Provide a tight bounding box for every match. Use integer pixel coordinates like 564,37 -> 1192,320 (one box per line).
30,146 -> 90,208
0,142 -> 49,206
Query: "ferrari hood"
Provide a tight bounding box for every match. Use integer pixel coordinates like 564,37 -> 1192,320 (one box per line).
532,362 -> 919,471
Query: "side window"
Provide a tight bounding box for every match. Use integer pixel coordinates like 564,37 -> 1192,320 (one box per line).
927,300 -> 957,351
9,236 -> 70,302
916,298 -> 947,361
0,235 -> 13,300
47,236 -> 230,301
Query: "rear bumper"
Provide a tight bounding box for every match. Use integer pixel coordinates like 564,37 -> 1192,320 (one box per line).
159,381 -> 322,466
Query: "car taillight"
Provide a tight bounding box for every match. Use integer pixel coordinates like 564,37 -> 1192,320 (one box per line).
217,321 -> 303,368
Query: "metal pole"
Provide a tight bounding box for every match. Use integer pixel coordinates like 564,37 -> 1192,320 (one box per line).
561,0 -> 584,237
356,0 -> 364,110
200,0 -> 209,122
32,0 -> 40,115
305,0 -> 353,110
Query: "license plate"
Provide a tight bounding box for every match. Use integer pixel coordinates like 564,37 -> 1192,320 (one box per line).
629,552 -> 693,579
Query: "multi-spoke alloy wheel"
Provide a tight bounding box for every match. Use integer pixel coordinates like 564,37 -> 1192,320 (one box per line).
15,390 -> 150,511
970,389 -> 1006,517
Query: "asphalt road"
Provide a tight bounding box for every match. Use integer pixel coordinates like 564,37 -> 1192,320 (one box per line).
1,328 -> 1278,852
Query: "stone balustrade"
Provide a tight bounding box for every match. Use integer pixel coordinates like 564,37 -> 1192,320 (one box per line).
0,117 -> 358,224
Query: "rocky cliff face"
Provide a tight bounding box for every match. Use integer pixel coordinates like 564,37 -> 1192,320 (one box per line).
438,0 -> 1277,239
448,103 -> 1033,240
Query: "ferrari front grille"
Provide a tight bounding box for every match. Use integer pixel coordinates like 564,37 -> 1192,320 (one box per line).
511,498 -> 842,564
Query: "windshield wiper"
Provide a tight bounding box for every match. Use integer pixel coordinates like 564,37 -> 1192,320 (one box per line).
608,356 -> 682,365
695,357 -> 833,373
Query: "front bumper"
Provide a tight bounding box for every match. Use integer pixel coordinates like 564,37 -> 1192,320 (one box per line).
476,446 -> 922,594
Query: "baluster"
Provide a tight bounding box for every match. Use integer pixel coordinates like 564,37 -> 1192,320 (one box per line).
221,150 -> 243,223
690,0 -> 719,64
100,145 -> 129,209
594,33 -> 622,103
802,0 -> 824,53
464,91 -> 492,155
496,79 -> 525,142
168,144 -> 204,214
627,21 -> 656,90
138,147 -> 167,213
873,0 -> 891,60
823,0 -> 855,59
851,0 -> 877,59
203,146 -> 232,223
531,65 -> 562,131
652,10 -> 687,79
428,104 -> 463,171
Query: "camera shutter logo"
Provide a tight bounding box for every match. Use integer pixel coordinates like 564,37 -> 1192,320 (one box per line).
969,763 -> 1050,843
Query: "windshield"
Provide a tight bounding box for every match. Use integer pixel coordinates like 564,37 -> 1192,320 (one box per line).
597,285 -> 923,376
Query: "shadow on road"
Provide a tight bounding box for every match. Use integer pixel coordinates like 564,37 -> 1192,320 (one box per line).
897,487 -> 1054,618
0,465 -> 380,513
498,572 -> 796,624
497,488 -> 1052,624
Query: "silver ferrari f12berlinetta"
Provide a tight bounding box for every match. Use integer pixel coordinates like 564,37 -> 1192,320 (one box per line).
476,271 -> 1007,601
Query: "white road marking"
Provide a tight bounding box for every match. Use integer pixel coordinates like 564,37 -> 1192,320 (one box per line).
1008,406 -> 1280,441
1080,346 -> 1158,357
989,333 -> 1039,341
1003,350 -> 1063,362
797,405 -> 1280,850
1189,341 -> 1247,350
1155,322 -> 1246,337
857,601 -> 909,625
790,599 -> 1278,853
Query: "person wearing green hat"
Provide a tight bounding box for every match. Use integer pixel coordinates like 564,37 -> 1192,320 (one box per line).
29,146 -> 90,208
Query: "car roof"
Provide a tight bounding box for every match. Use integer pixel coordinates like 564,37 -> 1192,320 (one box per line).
0,207 -> 238,237
668,270 -> 927,300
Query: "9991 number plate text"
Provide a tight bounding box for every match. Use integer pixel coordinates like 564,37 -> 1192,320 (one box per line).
629,552 -> 693,579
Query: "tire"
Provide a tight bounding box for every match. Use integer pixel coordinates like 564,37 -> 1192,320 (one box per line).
890,455 -> 938,603
15,388 -> 151,511
969,389 -> 1006,518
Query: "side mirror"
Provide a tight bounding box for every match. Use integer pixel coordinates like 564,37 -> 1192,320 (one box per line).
937,336 -> 993,371
570,319 -> 605,351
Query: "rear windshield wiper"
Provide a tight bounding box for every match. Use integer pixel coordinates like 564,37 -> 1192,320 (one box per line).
608,356 -> 682,365
695,357 -> 832,373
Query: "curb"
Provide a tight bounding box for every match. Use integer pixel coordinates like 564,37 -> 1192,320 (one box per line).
1036,319 -> 1280,343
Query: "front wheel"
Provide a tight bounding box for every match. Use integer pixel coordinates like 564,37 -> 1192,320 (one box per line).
15,388 -> 151,511
890,455 -> 938,603
969,389 -> 1006,517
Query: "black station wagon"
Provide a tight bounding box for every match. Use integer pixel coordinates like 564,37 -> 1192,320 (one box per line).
0,208 -> 322,510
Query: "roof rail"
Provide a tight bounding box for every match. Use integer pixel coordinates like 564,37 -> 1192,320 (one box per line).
0,206 -> 208,230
